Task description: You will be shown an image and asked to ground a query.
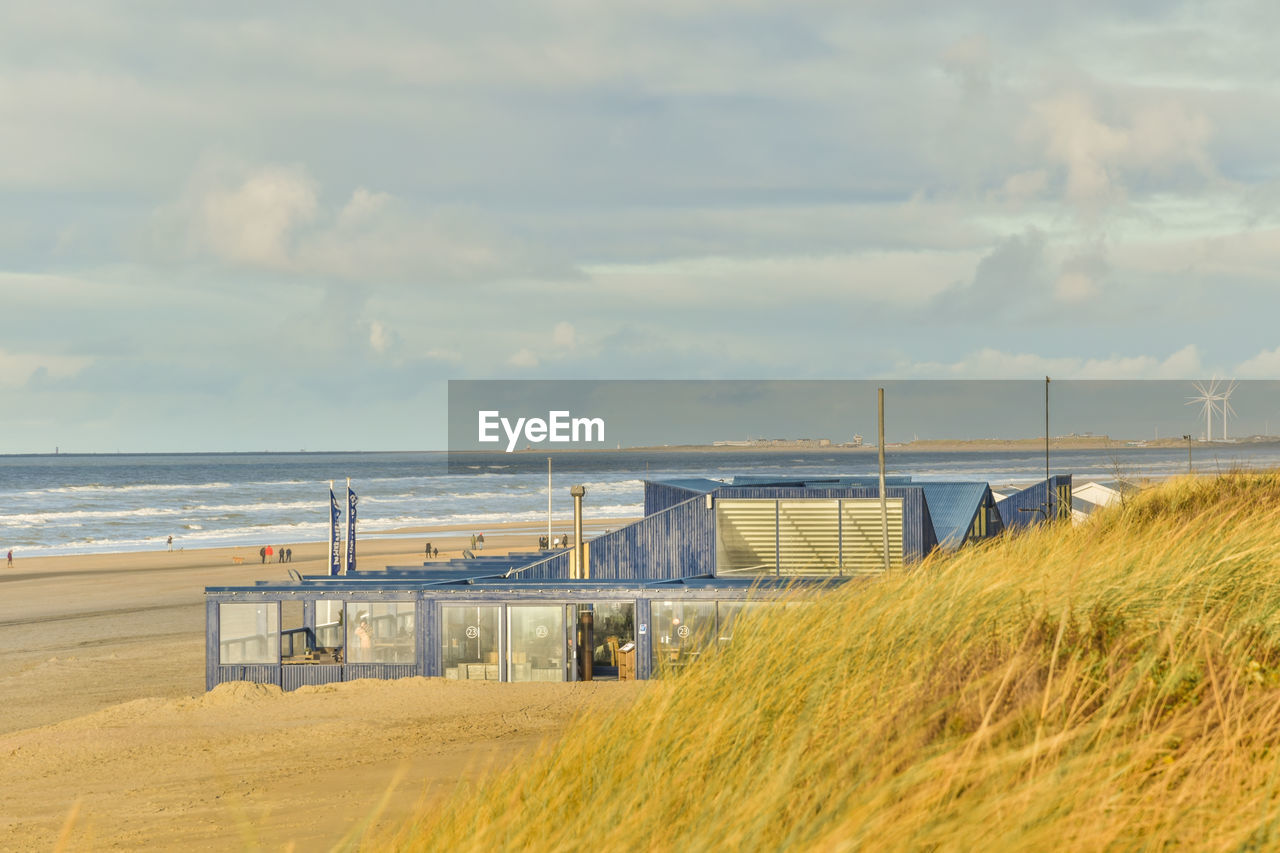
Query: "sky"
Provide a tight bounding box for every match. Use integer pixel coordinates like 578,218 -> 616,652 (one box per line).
3,2 -> 1279,452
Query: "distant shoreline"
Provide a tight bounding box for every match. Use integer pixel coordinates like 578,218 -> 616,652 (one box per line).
512,437 -> 1280,454
8,438 -> 1280,457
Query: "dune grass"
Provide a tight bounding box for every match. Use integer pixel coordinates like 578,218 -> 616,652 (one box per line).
385,473 -> 1280,851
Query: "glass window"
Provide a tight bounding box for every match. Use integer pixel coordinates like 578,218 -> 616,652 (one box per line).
715,601 -> 767,648
346,602 -> 415,664
281,600 -> 307,661
442,605 -> 501,680
509,605 -> 566,682
586,602 -> 635,668
219,601 -> 279,664
651,600 -> 717,675
315,600 -> 344,651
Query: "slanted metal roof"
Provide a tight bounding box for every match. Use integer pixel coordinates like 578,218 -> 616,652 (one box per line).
729,475 -> 914,487
919,482 -> 990,548
206,573 -> 841,596
648,477 -> 727,493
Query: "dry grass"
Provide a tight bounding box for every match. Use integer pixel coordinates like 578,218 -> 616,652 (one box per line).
383,473 -> 1280,852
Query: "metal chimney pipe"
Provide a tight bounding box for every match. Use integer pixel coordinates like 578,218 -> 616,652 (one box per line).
570,484 -> 586,579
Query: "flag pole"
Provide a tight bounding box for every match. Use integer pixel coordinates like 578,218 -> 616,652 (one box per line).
547,457 -> 552,547
328,480 -> 339,577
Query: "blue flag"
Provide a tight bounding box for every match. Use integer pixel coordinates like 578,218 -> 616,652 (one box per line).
329,487 -> 342,576
345,485 -> 358,574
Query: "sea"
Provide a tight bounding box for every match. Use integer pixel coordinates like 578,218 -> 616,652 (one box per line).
4,445 -> 1280,557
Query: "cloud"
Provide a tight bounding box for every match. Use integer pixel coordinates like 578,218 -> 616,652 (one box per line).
933,229 -> 1049,316
0,348 -> 92,388
996,170 -> 1048,203
1234,347 -> 1280,378
941,34 -> 992,97
1025,91 -> 1214,215
552,321 -> 576,349
1054,245 -> 1108,303
587,250 -> 973,308
159,163 -> 572,285
369,320 -> 396,354
195,165 -> 318,268
899,344 -> 1204,379
507,348 -> 539,368
338,187 -> 391,227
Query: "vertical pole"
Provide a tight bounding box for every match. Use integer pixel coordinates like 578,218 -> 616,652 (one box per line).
571,485 -> 586,579
878,387 -> 889,571
1185,434 -> 1192,475
345,476 -> 351,575
547,457 -> 552,548
1044,377 -> 1050,483
1045,376 -> 1051,518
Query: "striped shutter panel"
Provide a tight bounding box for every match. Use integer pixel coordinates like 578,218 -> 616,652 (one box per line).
715,500 -> 779,575
840,499 -> 903,573
778,500 -> 840,575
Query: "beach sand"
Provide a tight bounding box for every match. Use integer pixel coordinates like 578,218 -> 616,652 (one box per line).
0,523 -> 642,850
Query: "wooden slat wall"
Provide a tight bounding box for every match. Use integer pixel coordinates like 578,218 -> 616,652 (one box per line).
587,496 -> 716,579
644,482 -> 703,516
997,476 -> 1072,530
517,494 -> 715,580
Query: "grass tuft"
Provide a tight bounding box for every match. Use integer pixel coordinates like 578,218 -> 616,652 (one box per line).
383,472 -> 1280,851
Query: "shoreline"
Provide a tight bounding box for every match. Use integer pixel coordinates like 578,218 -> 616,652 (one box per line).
4,516 -> 642,565
9,437 -> 1280,458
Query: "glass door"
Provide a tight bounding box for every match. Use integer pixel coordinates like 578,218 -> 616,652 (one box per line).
441,605 -> 501,680
508,605 -> 566,682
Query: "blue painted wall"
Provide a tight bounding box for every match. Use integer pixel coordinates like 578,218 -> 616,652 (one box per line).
997,475 -> 1073,530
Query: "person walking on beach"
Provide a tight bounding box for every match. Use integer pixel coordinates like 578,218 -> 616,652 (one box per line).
259,546 -> 266,564
6,550 -> 12,568
477,533 -> 484,551
285,547 -> 292,562
277,546 -> 285,563
167,535 -> 173,551
424,542 -> 432,560
470,533 -> 477,550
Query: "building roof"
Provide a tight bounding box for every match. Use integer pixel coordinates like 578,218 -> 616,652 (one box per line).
650,477 -> 726,494
919,482 -> 990,548
728,475 -> 915,488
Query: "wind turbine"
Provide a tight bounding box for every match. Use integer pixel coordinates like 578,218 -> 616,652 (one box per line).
1186,380 -> 1222,442
1220,380 -> 1238,441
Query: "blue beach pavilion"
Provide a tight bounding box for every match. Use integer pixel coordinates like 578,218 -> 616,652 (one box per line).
205,474 -> 1070,690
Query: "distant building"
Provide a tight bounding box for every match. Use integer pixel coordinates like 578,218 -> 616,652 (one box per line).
206,472 -> 1069,691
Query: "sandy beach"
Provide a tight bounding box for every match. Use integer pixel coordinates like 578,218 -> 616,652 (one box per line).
0,526 -> 642,850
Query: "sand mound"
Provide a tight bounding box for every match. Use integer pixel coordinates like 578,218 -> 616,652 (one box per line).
197,679 -> 285,707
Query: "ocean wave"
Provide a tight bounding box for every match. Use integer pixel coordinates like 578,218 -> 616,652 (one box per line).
31,481 -> 236,495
